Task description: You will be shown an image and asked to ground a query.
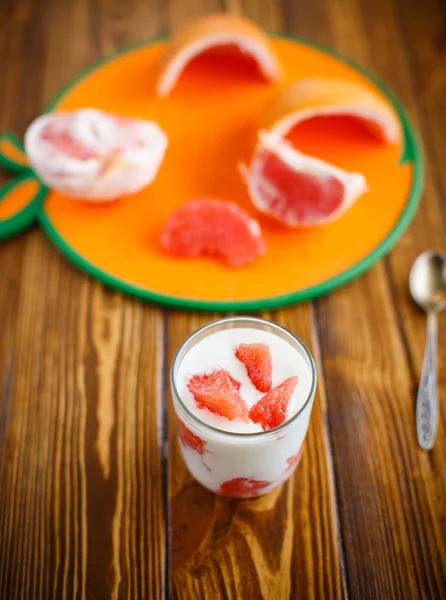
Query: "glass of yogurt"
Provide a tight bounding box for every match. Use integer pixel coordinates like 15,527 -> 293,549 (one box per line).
170,316 -> 317,499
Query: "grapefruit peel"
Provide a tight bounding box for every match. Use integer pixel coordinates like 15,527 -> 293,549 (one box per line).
261,78 -> 401,143
240,77 -> 403,226
156,13 -> 282,97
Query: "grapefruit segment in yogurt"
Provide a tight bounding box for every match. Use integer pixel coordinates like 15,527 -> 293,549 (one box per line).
176,417 -> 209,456
285,444 -> 304,475
235,343 -> 272,392
187,369 -> 249,422
248,376 -> 299,431
218,477 -> 272,498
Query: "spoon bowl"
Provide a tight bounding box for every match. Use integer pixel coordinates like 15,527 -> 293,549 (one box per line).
409,250 -> 446,313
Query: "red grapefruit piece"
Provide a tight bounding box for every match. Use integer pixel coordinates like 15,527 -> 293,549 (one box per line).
176,417 -> 208,456
24,108 -> 168,201
218,477 -> 271,498
241,131 -> 367,227
156,14 -> 281,97
261,78 -> 401,143
187,369 -> 249,422
285,444 -> 304,474
235,343 -> 272,392
249,376 -> 298,431
160,198 -> 266,267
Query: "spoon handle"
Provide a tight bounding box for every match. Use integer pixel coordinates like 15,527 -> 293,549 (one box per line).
416,311 -> 438,451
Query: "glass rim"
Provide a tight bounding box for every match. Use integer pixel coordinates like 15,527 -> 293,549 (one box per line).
170,316 -> 317,439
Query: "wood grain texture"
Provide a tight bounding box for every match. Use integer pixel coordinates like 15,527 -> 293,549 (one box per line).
166,308 -> 344,600
297,0 -> 446,596
389,0 -> 446,387
0,1 -> 166,598
0,0 -> 445,598
165,3 -> 343,597
0,242 -> 166,600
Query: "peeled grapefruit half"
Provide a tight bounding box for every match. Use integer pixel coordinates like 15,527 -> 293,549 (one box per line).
156,13 -> 281,97
24,108 -> 168,201
160,198 -> 266,267
241,131 -> 367,227
261,78 -> 401,143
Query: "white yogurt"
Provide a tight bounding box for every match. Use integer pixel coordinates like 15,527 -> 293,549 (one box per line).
177,328 -> 312,433
172,320 -> 316,498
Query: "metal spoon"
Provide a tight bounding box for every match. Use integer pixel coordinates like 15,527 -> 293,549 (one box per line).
409,250 -> 446,451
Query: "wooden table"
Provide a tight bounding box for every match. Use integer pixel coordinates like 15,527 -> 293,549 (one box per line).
1,0 -> 445,598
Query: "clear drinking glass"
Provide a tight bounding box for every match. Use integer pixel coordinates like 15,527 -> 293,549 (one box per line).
170,316 -> 317,499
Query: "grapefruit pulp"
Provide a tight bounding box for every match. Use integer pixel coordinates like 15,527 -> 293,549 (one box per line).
218,477 -> 272,498
241,131 -> 367,227
249,376 -> 299,431
24,108 -> 168,201
235,343 -> 272,392
160,198 -> 266,267
187,369 -> 249,422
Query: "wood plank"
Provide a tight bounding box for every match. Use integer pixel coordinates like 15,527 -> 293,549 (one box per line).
299,0 -> 446,596
0,1 -> 44,593
164,2 -> 343,598
0,236 -> 25,599
166,307 -> 345,600
1,0 -> 444,598
167,0 -> 345,599
1,239 -> 166,599
283,0 -> 332,45
341,0 -> 446,560
343,0 -> 446,377
389,0 -> 446,376
330,0 -> 446,536
0,0 -> 167,598
168,0 -> 224,31
395,0 -> 446,211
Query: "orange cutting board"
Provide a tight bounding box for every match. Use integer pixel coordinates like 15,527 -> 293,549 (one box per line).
0,34 -> 422,311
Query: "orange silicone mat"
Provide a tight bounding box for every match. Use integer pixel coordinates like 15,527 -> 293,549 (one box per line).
0,34 -> 422,311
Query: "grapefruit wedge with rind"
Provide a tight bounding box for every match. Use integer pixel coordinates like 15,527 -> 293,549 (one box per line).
160,198 -> 266,267
156,13 -> 281,97
24,108 -> 168,201
261,78 -> 401,143
241,130 -> 367,227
